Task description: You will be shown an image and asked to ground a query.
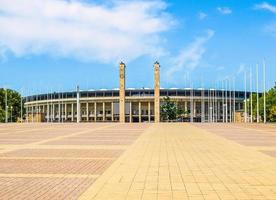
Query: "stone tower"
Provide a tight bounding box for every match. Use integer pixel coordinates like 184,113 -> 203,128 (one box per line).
154,61 -> 160,123
119,62 -> 126,123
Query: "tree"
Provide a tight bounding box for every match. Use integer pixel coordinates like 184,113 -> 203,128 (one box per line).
247,87 -> 276,122
269,106 -> 276,122
160,96 -> 185,122
0,88 -> 23,122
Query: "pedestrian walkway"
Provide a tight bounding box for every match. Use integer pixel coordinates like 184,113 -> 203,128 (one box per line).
1,123 -> 276,199
80,123 -> 276,200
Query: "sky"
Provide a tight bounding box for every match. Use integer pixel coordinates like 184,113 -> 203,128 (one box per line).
0,0 -> 276,96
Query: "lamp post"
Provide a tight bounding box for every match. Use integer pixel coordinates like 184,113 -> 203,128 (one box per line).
10,106 -> 13,122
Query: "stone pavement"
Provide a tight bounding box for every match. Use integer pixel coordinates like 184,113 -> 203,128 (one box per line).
80,123 -> 276,200
0,123 -> 276,200
0,123 -> 147,199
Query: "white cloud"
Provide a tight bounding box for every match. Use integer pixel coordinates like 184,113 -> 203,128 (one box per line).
165,29 -> 214,81
217,7 -> 232,15
0,0 -> 174,63
254,2 -> 276,13
198,12 -> 207,20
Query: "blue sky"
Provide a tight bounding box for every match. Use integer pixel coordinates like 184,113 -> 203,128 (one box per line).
0,0 -> 276,96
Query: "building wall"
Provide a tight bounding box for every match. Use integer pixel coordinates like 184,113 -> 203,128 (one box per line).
24,94 -> 245,123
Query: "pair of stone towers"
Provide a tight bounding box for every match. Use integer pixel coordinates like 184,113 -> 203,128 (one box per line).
119,62 -> 160,123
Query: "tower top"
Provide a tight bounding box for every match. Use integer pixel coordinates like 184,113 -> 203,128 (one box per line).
154,61 -> 160,66
120,61 -> 125,67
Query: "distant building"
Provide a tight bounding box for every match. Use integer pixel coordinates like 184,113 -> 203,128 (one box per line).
24,62 -> 251,123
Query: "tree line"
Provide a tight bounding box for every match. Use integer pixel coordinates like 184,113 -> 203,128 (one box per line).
161,86 -> 276,123
246,86 -> 276,122
0,88 -> 23,122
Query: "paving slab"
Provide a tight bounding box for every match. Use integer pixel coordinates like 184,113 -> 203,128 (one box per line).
1,123 -> 276,200
80,123 -> 276,200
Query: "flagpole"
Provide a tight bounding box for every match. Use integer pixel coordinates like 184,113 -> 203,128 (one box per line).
233,77 -> 236,123
226,79 -> 228,123
21,88 -> 23,123
256,64 -> 259,123
5,87 -> 8,123
263,59 -> 266,123
250,67 -> 253,123
244,70 -> 247,123
229,78 -> 232,123
222,81 -> 225,123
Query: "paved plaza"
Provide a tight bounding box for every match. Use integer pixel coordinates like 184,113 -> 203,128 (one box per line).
0,123 -> 276,200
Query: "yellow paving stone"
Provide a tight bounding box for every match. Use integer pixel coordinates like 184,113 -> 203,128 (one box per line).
79,123 -> 276,199
2,123 -> 276,199
126,190 -> 143,200
187,195 -> 205,200
172,191 -> 188,200
142,191 -> 157,200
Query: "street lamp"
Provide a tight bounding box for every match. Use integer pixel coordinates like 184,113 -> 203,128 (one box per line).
10,106 -> 13,122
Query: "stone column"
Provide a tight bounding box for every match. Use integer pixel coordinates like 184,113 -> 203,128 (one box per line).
71,103 -> 74,122
139,101 -> 141,123
119,62 -> 126,123
86,102 -> 89,122
111,102 -> 114,122
65,103 -> 67,121
52,104 -> 55,122
190,89 -> 194,122
148,102 -> 151,122
154,61 -> 160,123
94,102 -> 97,122
194,101 -> 196,116
184,101 -> 187,116
26,106 -> 28,123
201,90 -> 205,123
47,104 -> 49,123
103,102 -> 105,122
129,102 -> 132,123
31,106 -> 34,122
76,86 -> 80,123
58,102 -> 61,123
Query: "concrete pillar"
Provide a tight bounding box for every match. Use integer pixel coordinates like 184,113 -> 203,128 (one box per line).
25,106 -> 28,123
190,89 -> 194,122
86,102 -> 89,122
111,102 -> 114,122
47,104 -> 49,123
65,103 -> 67,121
154,61 -> 160,123
31,106 -> 34,122
148,102 -> 151,122
139,101 -> 141,123
58,102 -> 61,123
184,101 -> 187,116
201,90 -> 205,123
129,102 -> 132,123
76,86 -> 80,123
61,103 -> 63,123
103,102 -> 105,122
52,104 -> 54,122
94,102 -> 97,122
119,62 -> 126,123
194,101 -> 196,116
71,103 -> 74,122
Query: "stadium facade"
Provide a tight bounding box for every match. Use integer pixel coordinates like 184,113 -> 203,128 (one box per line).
24,62 -> 250,123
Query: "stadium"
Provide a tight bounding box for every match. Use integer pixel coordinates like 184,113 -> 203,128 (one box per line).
24,62 -> 250,123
